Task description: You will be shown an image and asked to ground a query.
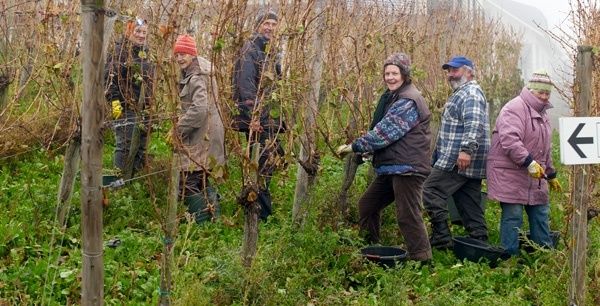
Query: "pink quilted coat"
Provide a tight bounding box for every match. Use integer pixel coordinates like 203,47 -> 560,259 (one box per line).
486,87 -> 555,205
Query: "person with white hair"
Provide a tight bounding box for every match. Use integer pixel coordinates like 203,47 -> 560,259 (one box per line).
423,56 -> 490,250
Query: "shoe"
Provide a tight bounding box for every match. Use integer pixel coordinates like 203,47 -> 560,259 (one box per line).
430,221 -> 453,250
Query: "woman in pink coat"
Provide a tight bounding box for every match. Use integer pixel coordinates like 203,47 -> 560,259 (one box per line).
486,71 -> 562,255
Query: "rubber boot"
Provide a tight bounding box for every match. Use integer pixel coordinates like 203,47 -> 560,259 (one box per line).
184,193 -> 211,224
257,188 -> 273,221
430,221 -> 453,250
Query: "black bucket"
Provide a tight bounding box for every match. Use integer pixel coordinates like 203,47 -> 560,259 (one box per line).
452,236 -> 510,267
520,230 -> 560,252
360,246 -> 407,268
102,175 -> 118,185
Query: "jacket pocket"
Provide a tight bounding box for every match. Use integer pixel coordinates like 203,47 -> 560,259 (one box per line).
490,159 -> 520,170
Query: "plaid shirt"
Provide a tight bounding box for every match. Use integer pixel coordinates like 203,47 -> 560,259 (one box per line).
432,80 -> 490,178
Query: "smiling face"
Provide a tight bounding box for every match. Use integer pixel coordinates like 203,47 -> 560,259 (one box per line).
257,18 -> 277,40
446,66 -> 471,90
129,24 -> 148,46
175,53 -> 195,70
384,65 -> 404,91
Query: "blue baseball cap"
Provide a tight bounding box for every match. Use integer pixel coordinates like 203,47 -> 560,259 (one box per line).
442,56 -> 474,70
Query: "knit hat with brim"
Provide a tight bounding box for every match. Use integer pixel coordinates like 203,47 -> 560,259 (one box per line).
528,70 -> 553,92
173,34 -> 197,56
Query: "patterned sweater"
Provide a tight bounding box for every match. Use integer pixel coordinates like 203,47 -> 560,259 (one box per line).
352,98 -> 420,175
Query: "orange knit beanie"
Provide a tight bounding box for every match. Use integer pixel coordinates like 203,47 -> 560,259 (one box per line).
173,35 -> 197,56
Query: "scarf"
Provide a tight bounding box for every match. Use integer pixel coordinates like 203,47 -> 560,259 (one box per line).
369,82 -> 408,129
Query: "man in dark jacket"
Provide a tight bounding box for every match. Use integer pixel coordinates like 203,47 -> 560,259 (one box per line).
105,18 -> 154,175
232,10 -> 284,221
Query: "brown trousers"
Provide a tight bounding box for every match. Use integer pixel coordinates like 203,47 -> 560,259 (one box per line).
358,174 -> 432,261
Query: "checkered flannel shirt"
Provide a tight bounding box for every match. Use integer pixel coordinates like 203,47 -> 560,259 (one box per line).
432,80 -> 490,178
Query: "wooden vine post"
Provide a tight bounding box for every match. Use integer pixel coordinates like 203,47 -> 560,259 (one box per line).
292,0 -> 327,225
568,45 -> 593,306
79,0 -> 106,304
56,10 -> 116,228
241,143 -> 261,267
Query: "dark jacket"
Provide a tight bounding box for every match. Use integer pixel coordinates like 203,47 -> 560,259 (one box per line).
371,83 -> 432,176
104,40 -> 154,111
232,34 -> 281,117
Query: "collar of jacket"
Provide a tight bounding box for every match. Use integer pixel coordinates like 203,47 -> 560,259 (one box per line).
180,58 -> 201,84
453,79 -> 477,92
251,33 -> 270,51
118,39 -> 147,53
520,86 -> 553,116
370,82 -> 422,129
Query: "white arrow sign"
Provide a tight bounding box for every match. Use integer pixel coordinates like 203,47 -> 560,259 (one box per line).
559,117 -> 600,165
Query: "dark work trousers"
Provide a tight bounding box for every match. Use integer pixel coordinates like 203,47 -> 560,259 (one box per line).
245,121 -> 285,221
180,170 -> 208,197
358,175 -> 432,261
113,110 -> 148,174
423,168 -> 488,240
180,170 -> 220,222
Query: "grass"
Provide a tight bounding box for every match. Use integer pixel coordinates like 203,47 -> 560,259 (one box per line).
0,132 -> 598,305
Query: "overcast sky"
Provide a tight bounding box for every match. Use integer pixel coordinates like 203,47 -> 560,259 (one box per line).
509,0 -> 572,30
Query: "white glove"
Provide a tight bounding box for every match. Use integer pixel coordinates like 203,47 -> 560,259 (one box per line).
336,144 -> 353,157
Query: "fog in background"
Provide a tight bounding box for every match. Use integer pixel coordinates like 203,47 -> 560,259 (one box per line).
480,0 -> 573,128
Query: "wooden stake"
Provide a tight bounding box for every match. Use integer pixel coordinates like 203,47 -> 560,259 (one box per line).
337,154 -> 361,221
57,7 -> 116,229
159,156 -> 180,306
57,133 -> 81,228
80,1 -> 105,305
569,45 -> 593,306
242,142 -> 261,268
122,86 -> 146,180
292,0 -> 327,225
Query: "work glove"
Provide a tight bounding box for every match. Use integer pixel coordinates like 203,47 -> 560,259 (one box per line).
548,178 -> 562,193
111,100 -> 123,119
336,144 -> 353,157
527,160 -> 545,179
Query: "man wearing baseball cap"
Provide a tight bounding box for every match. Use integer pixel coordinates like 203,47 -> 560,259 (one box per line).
423,55 -> 490,249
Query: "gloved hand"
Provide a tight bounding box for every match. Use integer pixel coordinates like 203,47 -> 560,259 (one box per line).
527,160 -> 545,179
336,144 -> 353,157
111,100 -> 123,119
548,178 -> 562,192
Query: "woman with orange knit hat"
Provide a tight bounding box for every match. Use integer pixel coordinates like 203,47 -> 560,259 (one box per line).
104,17 -> 154,175
172,34 -> 225,224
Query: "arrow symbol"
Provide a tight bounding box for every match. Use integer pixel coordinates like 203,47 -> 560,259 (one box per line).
568,123 -> 594,158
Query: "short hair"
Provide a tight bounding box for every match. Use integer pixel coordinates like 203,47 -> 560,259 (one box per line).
463,65 -> 476,78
